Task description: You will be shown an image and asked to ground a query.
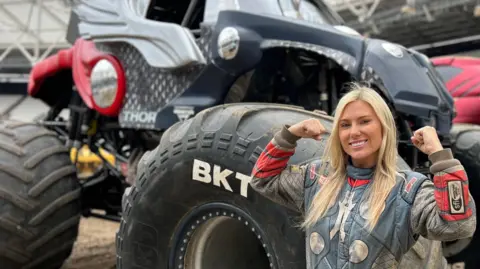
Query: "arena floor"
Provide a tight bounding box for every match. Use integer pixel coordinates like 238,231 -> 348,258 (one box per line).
61,217 -> 119,269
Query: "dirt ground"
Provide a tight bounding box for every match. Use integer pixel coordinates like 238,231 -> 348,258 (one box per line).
57,216 -> 467,269
61,217 -> 119,269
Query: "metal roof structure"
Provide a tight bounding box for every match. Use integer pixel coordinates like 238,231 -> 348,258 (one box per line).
324,0 -> 480,56
0,0 -> 72,82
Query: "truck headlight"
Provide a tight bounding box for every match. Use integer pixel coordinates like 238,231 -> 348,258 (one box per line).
91,59 -> 122,109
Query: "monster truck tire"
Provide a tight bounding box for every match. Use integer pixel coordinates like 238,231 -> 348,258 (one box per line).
116,103 -> 420,269
443,124 -> 480,268
0,120 -> 81,269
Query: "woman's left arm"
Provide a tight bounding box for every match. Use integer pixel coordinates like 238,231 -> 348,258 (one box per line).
410,148 -> 477,241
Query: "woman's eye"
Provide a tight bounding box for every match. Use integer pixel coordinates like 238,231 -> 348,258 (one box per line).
361,119 -> 371,124
340,123 -> 350,128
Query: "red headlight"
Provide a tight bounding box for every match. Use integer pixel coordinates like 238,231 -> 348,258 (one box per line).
71,39 -> 127,117
89,55 -> 126,116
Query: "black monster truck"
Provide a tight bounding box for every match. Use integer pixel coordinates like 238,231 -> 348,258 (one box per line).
3,0 -> 477,268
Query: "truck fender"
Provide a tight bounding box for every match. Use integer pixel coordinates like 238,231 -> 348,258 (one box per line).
28,38 -> 115,110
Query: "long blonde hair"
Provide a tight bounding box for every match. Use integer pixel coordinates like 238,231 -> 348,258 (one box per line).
302,83 -> 398,231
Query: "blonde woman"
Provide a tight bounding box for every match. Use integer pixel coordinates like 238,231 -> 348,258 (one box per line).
250,84 -> 476,268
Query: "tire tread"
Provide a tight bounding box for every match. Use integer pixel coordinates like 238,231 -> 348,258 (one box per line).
0,120 -> 81,269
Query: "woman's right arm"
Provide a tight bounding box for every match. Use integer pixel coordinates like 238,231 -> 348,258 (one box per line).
250,125 -> 307,212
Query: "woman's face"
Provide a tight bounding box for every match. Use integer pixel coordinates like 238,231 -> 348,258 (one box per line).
338,100 -> 383,168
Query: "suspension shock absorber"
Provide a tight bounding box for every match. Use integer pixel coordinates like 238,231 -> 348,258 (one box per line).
67,89 -> 87,148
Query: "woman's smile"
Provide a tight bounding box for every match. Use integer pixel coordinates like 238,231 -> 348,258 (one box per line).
349,139 -> 368,148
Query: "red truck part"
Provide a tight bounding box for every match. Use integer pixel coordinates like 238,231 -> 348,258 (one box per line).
28,38 -> 126,116
432,56 -> 480,125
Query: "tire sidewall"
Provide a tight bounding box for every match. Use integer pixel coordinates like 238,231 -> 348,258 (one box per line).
121,117 -> 313,269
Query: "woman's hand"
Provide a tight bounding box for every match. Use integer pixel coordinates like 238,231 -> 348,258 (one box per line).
288,118 -> 328,141
411,126 -> 444,155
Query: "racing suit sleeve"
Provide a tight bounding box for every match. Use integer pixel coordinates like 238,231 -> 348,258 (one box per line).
410,148 -> 477,241
250,125 -> 307,212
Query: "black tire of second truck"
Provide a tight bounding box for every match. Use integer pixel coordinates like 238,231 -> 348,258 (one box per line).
0,121 -> 81,269
116,103 -> 441,269
443,125 -> 480,269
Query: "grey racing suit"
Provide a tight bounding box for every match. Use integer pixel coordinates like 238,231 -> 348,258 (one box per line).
250,126 -> 476,269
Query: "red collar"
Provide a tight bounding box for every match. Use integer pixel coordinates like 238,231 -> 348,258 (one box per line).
348,177 -> 370,187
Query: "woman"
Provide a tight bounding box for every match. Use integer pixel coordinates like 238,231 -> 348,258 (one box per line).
250,84 -> 476,268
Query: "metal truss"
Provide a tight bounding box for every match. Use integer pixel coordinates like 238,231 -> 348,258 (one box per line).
325,0 -> 478,35
324,0 -> 382,22
0,0 -> 72,76
325,0 -> 477,23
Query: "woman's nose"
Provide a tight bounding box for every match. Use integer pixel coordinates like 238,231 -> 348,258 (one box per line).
350,124 -> 361,136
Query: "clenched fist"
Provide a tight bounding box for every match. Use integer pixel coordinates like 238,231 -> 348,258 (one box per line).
288,118 -> 328,141
411,126 -> 444,155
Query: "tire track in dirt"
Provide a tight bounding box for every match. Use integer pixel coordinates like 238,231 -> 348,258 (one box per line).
61,217 -> 119,269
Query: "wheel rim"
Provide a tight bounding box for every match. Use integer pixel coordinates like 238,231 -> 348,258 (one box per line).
170,202 -> 276,269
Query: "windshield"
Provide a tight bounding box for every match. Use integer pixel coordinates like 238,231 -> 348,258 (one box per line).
203,0 -> 342,25
279,0 -> 329,24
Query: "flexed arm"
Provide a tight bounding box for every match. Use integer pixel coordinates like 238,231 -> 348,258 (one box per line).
250,119 -> 327,212
410,127 -> 476,240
